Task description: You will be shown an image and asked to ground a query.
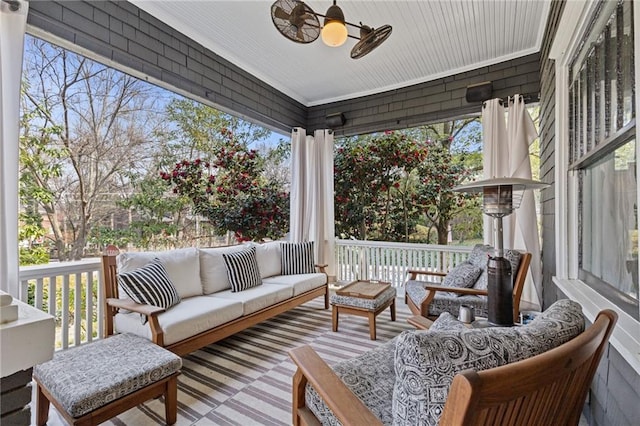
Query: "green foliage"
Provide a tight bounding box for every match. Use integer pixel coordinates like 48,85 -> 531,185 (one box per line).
334,131 -> 427,241
162,131 -> 289,242
334,121 -> 483,244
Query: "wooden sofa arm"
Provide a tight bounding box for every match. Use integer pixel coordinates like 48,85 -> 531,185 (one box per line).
406,269 -> 448,280
106,298 -> 166,346
315,264 -> 328,274
289,345 -> 383,426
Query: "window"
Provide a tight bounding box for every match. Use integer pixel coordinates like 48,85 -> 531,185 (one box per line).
569,0 -> 638,316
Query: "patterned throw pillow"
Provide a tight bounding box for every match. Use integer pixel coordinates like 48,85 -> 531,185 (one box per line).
223,246 -> 262,292
429,312 -> 468,331
441,262 -> 482,288
117,259 -> 180,309
281,241 -> 315,275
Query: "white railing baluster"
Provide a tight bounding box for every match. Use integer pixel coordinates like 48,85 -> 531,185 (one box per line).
61,274 -> 70,350
74,272 -> 82,347
48,276 -> 56,320
97,270 -> 104,339
35,278 -> 44,310
86,271 -> 94,343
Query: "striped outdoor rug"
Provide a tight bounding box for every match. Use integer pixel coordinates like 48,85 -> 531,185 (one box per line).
44,296 -> 413,426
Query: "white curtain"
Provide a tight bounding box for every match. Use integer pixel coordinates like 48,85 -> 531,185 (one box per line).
289,128 -> 335,277
0,0 -> 28,297
481,99 -> 508,247
507,94 -> 542,311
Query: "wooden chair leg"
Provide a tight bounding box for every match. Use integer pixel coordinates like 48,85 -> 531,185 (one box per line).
324,288 -> 329,309
332,307 -> 339,332
368,312 -> 376,340
36,383 -> 50,426
390,299 -> 396,321
165,375 -> 178,425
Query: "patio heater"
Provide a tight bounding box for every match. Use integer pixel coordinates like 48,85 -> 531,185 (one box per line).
453,177 -> 548,326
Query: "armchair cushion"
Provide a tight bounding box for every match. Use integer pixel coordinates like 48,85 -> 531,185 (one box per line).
392,299 -> 585,426
306,336 -> 399,425
428,312 -> 468,331
440,262 -> 482,289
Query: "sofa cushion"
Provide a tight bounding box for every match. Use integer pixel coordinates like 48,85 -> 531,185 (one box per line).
281,241 -> 315,275
199,245 -> 246,294
223,246 -> 262,292
306,336 -> 400,425
209,283 -> 293,316
440,262 -> 482,289
392,299 -> 584,426
114,296 -> 244,346
252,241 -> 283,278
117,259 -> 180,309
117,248 -> 202,298
262,273 -> 327,296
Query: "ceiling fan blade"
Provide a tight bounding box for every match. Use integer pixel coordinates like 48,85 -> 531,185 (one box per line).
273,6 -> 291,21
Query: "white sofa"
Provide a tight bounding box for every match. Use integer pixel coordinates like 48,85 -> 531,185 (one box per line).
101,242 -> 328,355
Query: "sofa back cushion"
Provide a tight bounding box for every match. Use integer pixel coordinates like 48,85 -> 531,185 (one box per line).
199,245 -> 247,294
252,241 -> 282,278
117,248 -> 201,299
392,299 -> 585,426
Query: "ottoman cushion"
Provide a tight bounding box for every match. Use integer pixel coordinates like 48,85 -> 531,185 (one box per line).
330,286 -> 397,310
33,333 -> 182,418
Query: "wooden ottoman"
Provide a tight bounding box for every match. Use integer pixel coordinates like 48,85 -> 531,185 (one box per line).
330,280 -> 397,340
33,333 -> 182,426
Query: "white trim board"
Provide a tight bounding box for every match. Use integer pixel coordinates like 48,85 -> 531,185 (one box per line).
554,277 -> 640,376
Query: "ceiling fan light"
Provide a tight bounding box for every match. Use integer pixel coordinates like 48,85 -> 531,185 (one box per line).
322,21 -> 348,46
321,3 -> 348,47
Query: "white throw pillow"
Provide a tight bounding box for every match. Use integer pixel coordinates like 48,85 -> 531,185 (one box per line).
116,247 -> 202,298
199,245 -> 246,294
252,241 -> 282,278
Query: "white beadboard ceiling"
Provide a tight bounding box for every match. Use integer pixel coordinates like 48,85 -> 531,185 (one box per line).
131,0 -> 550,107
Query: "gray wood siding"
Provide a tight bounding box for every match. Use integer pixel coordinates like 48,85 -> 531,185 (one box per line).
307,54 -> 541,136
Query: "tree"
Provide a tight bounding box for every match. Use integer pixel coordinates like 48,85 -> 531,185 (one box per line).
162,130 -> 289,242
334,131 -> 426,241
20,37 -> 166,259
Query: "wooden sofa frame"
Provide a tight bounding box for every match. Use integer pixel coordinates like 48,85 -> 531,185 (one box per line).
405,251 -> 532,322
101,250 -> 329,356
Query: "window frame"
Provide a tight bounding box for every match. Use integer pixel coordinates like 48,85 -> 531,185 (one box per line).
550,0 -> 640,375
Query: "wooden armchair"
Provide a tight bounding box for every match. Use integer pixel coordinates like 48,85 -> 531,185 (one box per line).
289,308 -> 617,426
405,251 -> 532,322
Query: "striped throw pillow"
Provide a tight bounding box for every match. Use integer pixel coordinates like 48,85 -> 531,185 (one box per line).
281,241 -> 315,275
117,259 -> 180,309
223,246 -> 262,292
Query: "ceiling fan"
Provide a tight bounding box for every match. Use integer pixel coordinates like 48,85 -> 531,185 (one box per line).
270,0 -> 392,59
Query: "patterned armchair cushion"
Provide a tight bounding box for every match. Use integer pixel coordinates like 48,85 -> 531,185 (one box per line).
428,293 -> 488,318
428,312 -> 468,331
440,262 -> 482,288
392,299 -> 584,426
305,337 -> 399,425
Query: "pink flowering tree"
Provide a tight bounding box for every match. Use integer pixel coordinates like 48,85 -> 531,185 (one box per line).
161,132 -> 288,242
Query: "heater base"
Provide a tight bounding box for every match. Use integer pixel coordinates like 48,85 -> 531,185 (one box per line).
487,256 -> 514,326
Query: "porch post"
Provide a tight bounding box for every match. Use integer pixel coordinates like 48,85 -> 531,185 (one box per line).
0,0 -> 28,297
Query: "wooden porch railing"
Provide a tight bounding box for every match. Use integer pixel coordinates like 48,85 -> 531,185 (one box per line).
18,259 -> 103,350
